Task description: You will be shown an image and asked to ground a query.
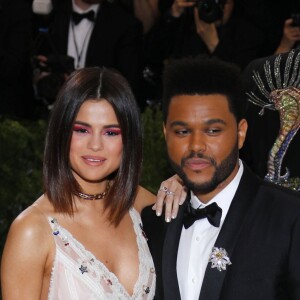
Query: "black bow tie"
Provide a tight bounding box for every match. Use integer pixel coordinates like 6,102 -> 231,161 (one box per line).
72,10 -> 95,25
183,202 -> 222,229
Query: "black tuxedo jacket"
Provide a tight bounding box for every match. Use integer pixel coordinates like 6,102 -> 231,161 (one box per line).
37,0 -> 142,101
142,165 -> 300,300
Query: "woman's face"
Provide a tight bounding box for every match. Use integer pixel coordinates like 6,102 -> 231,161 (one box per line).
69,99 -> 123,189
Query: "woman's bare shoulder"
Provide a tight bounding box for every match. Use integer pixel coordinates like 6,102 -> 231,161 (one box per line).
1,196 -> 55,299
8,195 -> 53,243
134,185 -> 156,214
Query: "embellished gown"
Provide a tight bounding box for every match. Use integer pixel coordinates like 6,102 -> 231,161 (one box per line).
47,208 -> 156,299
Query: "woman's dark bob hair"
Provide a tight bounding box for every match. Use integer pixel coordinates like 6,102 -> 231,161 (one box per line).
43,67 -> 142,225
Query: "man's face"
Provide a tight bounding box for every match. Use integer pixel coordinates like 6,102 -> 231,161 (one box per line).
164,94 -> 247,202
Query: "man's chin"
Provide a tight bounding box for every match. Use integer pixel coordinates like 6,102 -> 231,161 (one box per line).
184,178 -> 217,194
183,170 -> 213,185
179,171 -> 214,192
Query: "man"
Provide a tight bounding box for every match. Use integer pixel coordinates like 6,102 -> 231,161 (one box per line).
34,0 -> 143,106
141,56 -> 300,300
144,0 -> 264,71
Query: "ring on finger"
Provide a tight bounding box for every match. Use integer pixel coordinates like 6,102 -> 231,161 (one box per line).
159,186 -> 168,192
166,190 -> 175,196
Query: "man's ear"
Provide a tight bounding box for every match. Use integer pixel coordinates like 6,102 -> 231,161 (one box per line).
237,118 -> 248,150
163,122 -> 166,140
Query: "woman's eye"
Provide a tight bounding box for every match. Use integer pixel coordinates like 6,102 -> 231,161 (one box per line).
104,129 -> 121,136
73,126 -> 89,134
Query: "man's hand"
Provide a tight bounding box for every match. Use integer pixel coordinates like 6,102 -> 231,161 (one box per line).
171,0 -> 195,18
33,55 -> 50,83
194,7 -> 219,53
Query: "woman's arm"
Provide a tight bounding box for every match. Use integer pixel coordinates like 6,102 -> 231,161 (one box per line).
1,206 -> 51,299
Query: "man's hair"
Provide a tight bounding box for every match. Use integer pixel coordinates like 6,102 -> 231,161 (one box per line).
162,56 -> 246,122
43,67 -> 142,225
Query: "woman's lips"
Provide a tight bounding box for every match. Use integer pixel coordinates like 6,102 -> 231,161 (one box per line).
82,155 -> 106,166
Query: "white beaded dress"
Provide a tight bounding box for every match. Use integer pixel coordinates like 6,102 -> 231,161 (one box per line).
47,208 -> 156,299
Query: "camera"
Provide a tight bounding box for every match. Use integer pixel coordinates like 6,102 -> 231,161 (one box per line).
47,54 -> 74,73
33,54 -> 74,108
34,54 -> 74,74
189,0 -> 225,23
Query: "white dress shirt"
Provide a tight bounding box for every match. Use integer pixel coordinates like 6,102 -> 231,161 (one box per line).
177,160 -> 244,300
67,0 -> 100,69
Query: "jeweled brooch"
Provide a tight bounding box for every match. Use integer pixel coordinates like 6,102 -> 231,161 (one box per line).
209,247 -> 232,271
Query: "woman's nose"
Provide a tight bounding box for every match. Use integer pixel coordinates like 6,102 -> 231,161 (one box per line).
87,134 -> 103,151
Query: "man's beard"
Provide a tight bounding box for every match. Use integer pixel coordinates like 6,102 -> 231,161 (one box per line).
168,144 -> 239,195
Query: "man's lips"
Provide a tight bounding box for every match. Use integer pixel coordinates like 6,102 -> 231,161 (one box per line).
82,155 -> 106,166
184,158 -> 211,171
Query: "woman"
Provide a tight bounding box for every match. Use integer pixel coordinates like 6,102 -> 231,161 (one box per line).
1,67 -> 184,299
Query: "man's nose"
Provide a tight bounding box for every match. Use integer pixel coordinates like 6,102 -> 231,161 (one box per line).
189,133 -> 206,152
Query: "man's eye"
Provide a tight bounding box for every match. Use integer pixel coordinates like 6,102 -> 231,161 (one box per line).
207,128 -> 221,135
175,129 -> 189,135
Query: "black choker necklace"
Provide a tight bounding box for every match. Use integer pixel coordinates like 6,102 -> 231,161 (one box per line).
75,182 -> 110,200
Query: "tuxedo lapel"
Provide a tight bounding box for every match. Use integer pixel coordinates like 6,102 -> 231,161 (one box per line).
162,199 -> 189,300
85,3 -> 106,66
199,166 -> 260,300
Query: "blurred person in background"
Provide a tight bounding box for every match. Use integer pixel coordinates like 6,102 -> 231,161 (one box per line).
275,19 -> 300,54
113,0 -> 160,34
144,0 -> 264,69
0,0 -> 35,119
142,0 -> 264,103
274,1 -> 300,54
33,0 -> 143,108
108,0 -> 162,107
234,0 -> 293,56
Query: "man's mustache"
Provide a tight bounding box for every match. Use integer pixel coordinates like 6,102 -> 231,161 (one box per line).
181,151 -> 216,167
